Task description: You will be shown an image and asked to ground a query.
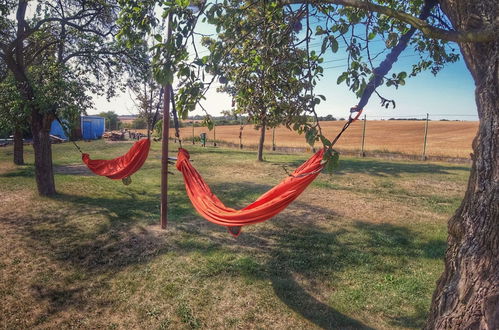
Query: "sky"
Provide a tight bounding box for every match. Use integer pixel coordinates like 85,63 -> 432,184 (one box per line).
89,13 -> 478,121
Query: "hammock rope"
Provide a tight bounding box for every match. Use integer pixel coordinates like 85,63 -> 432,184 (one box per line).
53,113 -> 83,154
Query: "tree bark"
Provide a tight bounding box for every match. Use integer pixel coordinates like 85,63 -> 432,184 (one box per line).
30,110 -> 56,196
425,1 -> 499,328
257,122 -> 266,162
13,127 -> 24,165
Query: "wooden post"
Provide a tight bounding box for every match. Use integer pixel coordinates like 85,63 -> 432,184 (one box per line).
422,113 -> 429,161
239,118 -> 243,149
213,123 -> 216,147
160,14 -> 173,230
272,127 -> 276,151
360,114 -> 366,157
192,121 -> 195,144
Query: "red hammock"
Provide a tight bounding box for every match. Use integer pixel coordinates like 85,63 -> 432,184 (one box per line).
82,138 -> 151,180
176,147 -> 325,236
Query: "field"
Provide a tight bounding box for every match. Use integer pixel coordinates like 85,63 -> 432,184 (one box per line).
176,120 -> 478,159
0,141 -> 471,329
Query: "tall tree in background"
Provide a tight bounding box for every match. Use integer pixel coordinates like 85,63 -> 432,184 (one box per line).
203,1 -> 318,161
127,43 -> 163,139
98,111 -> 121,131
0,74 -> 27,165
0,0 -> 127,195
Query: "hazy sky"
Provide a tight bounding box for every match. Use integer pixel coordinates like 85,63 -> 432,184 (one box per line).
89,17 -> 478,121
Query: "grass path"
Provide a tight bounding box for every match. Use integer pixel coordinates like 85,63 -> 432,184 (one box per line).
0,140 -> 470,329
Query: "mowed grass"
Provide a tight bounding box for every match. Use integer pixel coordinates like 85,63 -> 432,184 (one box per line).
0,140 -> 470,329
178,120 -> 478,159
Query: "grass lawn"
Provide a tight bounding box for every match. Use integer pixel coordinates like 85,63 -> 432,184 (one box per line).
0,140 -> 470,329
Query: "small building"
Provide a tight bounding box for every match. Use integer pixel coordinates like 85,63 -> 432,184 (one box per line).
81,116 -> 105,140
50,115 -> 105,141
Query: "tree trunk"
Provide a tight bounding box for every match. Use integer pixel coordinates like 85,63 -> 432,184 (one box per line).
31,110 -> 56,196
13,127 -> 24,165
257,122 -> 266,162
425,1 -> 499,328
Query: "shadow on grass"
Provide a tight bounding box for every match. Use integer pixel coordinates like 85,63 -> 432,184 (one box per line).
174,183 -> 446,329
2,179 -> 445,329
0,165 -> 34,177
278,157 -> 469,177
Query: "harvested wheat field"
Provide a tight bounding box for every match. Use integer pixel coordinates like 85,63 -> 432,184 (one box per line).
176,120 -> 478,159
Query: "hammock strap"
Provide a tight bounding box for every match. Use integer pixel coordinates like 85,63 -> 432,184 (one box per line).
170,86 -> 182,149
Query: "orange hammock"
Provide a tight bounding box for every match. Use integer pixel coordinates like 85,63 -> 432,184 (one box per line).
176,147 -> 325,237
82,138 -> 151,180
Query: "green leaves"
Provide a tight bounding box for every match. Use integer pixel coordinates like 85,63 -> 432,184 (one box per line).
322,148 -> 340,174
305,127 -> 317,147
330,36 -> 339,53
319,134 -> 332,147
153,66 -> 174,85
337,72 -> 348,84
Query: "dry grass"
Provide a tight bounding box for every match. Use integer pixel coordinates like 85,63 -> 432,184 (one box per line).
176,120 -> 478,159
0,141 -> 470,329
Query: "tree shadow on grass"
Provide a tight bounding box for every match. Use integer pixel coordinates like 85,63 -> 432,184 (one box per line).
0,165 -> 34,177
277,157 -> 469,177
2,179 -> 445,329
174,183 -> 446,329
266,217 -> 444,329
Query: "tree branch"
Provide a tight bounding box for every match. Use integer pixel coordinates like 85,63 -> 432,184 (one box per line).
62,49 -> 124,64
285,0 -> 498,42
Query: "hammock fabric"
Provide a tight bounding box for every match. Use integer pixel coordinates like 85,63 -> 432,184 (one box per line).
82,138 -> 151,180
176,147 -> 325,237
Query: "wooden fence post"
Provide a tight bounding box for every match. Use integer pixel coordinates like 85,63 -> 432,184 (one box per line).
360,114 -> 366,157
422,113 -> 429,160
272,127 -> 276,151
191,121 -> 194,144
213,123 -> 216,147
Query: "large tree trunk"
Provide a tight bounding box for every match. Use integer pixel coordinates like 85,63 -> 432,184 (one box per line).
425,1 -> 498,328
30,110 -> 56,196
13,127 -> 24,165
257,122 -> 266,162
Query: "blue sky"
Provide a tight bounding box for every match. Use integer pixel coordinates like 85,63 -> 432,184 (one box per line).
90,16 -> 478,121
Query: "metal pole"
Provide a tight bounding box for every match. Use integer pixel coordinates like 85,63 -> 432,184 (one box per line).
360,114 -> 366,157
422,113 -> 429,161
160,13 -> 173,230
192,121 -> 195,144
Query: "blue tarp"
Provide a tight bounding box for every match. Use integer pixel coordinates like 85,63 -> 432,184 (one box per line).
50,120 -> 68,140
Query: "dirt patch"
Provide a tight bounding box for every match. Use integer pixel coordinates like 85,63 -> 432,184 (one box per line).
54,164 -> 93,176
